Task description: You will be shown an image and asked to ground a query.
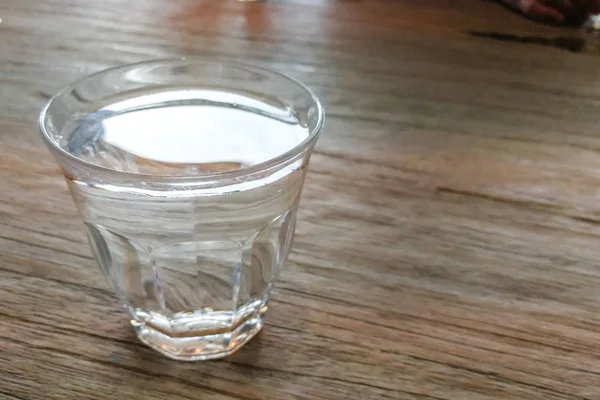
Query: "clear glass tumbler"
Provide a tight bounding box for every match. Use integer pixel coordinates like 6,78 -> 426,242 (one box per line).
39,59 -> 324,361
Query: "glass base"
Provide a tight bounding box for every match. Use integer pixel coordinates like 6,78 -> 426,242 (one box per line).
131,313 -> 264,361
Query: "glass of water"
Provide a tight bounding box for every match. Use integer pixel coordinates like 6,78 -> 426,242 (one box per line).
39,59 -> 324,361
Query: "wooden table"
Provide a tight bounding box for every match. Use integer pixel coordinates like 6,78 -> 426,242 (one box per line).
3,0 -> 600,398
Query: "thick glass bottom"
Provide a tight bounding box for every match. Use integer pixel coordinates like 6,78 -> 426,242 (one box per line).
131,311 -> 264,361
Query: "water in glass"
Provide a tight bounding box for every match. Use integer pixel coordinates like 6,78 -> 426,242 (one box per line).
59,89 -> 310,360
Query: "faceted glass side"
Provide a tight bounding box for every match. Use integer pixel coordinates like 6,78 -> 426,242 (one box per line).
83,206 -> 298,360
236,208 -> 297,317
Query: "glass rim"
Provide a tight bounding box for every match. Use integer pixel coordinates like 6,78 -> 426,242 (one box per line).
38,58 -> 325,183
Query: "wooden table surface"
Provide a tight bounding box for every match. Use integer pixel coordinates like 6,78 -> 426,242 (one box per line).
3,0 -> 600,399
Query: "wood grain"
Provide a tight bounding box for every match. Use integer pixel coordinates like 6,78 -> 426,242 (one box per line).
3,0 -> 600,398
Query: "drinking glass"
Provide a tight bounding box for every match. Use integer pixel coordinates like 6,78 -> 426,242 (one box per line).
39,59 -> 324,361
